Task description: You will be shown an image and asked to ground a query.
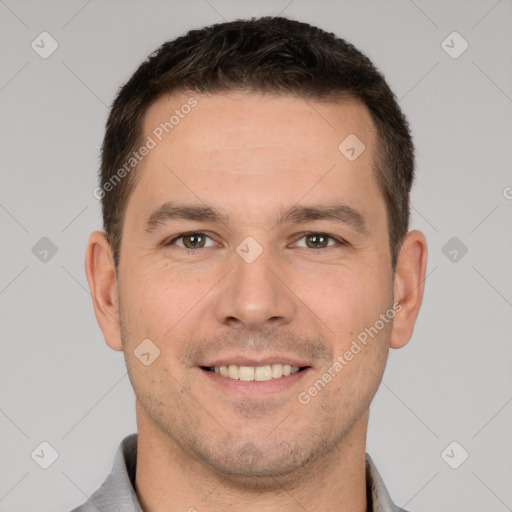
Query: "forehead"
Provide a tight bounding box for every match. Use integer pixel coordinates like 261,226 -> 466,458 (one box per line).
142,91 -> 377,171
128,91 -> 384,231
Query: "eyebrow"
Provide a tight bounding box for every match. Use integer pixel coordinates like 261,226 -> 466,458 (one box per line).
144,201 -> 369,235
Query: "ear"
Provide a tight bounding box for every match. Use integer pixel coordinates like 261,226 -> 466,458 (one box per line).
390,229 -> 428,349
85,231 -> 123,351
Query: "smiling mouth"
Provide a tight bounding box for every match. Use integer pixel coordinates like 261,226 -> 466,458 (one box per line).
201,364 -> 310,382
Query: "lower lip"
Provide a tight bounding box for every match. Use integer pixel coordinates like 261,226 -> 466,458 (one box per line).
200,367 -> 311,397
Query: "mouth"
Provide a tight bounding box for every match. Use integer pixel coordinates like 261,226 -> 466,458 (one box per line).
201,364 -> 310,382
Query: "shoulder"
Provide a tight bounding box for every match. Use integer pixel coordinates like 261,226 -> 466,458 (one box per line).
67,433 -> 140,512
365,453 -> 412,512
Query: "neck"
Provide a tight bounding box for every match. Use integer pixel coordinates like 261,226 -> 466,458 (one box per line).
134,400 -> 369,512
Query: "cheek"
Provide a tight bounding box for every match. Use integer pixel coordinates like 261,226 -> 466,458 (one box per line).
306,263 -> 389,338
118,260 -> 224,377
120,258 -> 202,333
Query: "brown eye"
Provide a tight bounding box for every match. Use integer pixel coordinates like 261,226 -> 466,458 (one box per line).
295,233 -> 341,249
305,233 -> 330,249
166,232 -> 214,249
182,233 -> 206,249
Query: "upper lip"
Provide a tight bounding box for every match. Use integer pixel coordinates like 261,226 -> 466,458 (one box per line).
201,353 -> 311,368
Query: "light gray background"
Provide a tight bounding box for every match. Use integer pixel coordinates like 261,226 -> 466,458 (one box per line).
1,1 -> 511,511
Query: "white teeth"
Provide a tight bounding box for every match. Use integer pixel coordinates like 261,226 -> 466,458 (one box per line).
239,366 -> 255,381
211,363 -> 303,381
271,364 -> 283,378
255,365 -> 273,381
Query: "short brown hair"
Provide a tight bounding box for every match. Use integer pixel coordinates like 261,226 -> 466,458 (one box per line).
99,16 -> 415,271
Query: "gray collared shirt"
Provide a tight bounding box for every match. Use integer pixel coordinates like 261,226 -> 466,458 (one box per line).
70,433 -> 410,512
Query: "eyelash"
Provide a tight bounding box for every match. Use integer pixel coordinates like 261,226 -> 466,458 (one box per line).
164,231 -> 348,251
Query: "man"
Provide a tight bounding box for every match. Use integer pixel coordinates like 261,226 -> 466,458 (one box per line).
76,16 -> 427,512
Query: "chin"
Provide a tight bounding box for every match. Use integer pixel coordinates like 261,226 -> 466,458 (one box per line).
197,436 -> 323,487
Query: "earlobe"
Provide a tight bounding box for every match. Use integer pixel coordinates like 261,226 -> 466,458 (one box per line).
390,229 -> 428,349
84,231 -> 123,351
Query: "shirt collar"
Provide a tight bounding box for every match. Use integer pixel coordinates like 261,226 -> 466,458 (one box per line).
75,433 -> 408,512
365,453 -> 409,512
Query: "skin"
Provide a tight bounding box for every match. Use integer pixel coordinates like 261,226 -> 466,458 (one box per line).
85,91 -> 427,512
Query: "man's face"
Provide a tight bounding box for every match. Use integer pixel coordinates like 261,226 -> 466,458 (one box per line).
117,92 -> 395,479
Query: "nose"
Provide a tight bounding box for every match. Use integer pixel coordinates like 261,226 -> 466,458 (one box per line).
214,243 -> 297,331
